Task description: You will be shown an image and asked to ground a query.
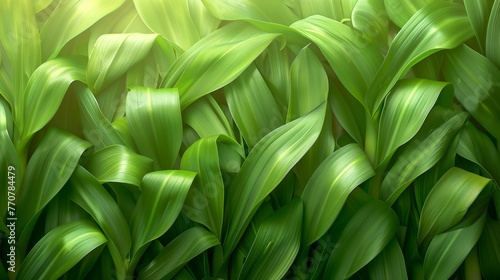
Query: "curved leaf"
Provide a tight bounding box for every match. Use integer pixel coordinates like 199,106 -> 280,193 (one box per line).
464,0 -> 494,52
383,0 -> 451,28
352,0 -> 389,50
301,143 -> 375,246
368,238 -> 408,280
478,217 -> 500,280
486,0 -> 500,68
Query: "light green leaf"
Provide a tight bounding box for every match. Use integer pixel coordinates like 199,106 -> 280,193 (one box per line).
352,0 -> 389,50
130,170 -> 196,258
478,217 -> 500,280
18,57 -> 86,143
464,0 -> 494,53
381,107 -> 467,206
297,0 -> 343,20
457,122 -> 500,187
138,227 -> 219,280
368,238 -> 408,280
18,127 -> 91,255
365,1 -> 473,114
84,145 -> 153,187
424,210 -> 486,280
292,15 -> 382,104
287,45 -> 328,122
301,143 -> 375,246
0,100 -> 17,232
162,22 -> 278,109
225,64 -> 284,148
376,78 -> 448,166
324,200 -> 399,279
67,165 -> 131,279
223,102 -> 326,259
486,0 -> 500,68
17,221 -> 106,280
40,0 -> 125,59
383,0 -> 451,28
418,168 -> 490,248
127,87 -> 182,170
239,198 -> 302,280
180,134 -> 243,239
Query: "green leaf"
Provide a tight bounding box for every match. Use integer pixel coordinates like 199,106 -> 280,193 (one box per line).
225,64 -> 285,148
287,45 -> 328,122
17,221 -> 106,280
478,217 -> 500,280
130,170 -> 196,257
368,238 -> 408,280
376,78 -> 449,166
40,0 -> 125,59
134,0 -> 219,50
324,200 -> 399,279
292,15 -> 383,105
424,210 -> 486,280
180,134 -> 243,239
127,87 -> 182,170
486,0 -> 500,68
66,165 -> 131,279
384,0 -> 452,28
457,122 -> 500,187
352,0 -> 389,50
138,227 -> 219,280
381,107 -> 467,206
18,57 -> 86,143
443,44 -> 500,140
223,102 -> 326,259
239,198 -> 303,280
84,145 -> 153,187
365,1 -> 473,114
162,22 -> 278,109
18,127 -> 91,255
301,143 -> 375,246
417,167 -> 490,248
463,0 -> 494,53
297,0 -> 343,20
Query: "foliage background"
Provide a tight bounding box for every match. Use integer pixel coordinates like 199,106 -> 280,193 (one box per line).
1,0 -> 500,279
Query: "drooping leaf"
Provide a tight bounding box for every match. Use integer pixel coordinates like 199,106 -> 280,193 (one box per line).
17,221 -> 106,280
138,227 -> 219,280
223,102 -> 326,259
127,87 -> 182,170
301,143 -> 375,245
239,198 -> 303,280
365,1 -> 473,114
324,200 -> 399,279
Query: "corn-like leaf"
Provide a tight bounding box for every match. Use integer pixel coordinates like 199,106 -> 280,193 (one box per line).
225,64 -> 284,148
288,46 -> 328,122
324,200 -> 399,279
239,198 -> 302,280
297,0 -> 344,20
418,168 -> 490,248
376,78 -> 448,166
457,122 -> 500,187
443,44 -> 500,140
368,238 -> 408,280
84,145 -> 153,187
127,87 -> 182,170
381,107 -> 467,205
43,193 -> 89,234
365,2 -> 473,114
0,100 -> 17,232
301,143 -> 375,246
486,0 -> 500,68
202,0 -> 299,25
478,217 -> 500,280
424,209 -> 486,280
18,127 -> 91,255
182,95 -> 235,139
162,22 -> 278,109
66,165 -> 131,279
17,221 -> 106,280
180,135 -> 243,239
75,83 -> 129,150
134,0 -> 219,50
352,0 -> 389,50
223,102 -> 326,259
40,0 -> 124,59
18,57 -> 86,143
138,227 -> 219,280
130,170 -> 196,258
87,34 -> 162,93
464,0 -> 494,52
292,16 -> 382,104
384,0 -> 452,28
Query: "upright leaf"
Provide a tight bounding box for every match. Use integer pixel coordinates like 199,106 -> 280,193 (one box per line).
383,0 -> 452,28
478,217 -> 500,280
486,0 -> 500,68
463,0 -> 494,52
368,238 -> 408,280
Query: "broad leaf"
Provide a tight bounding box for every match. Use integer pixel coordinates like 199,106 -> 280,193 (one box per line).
368,238 -> 408,280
